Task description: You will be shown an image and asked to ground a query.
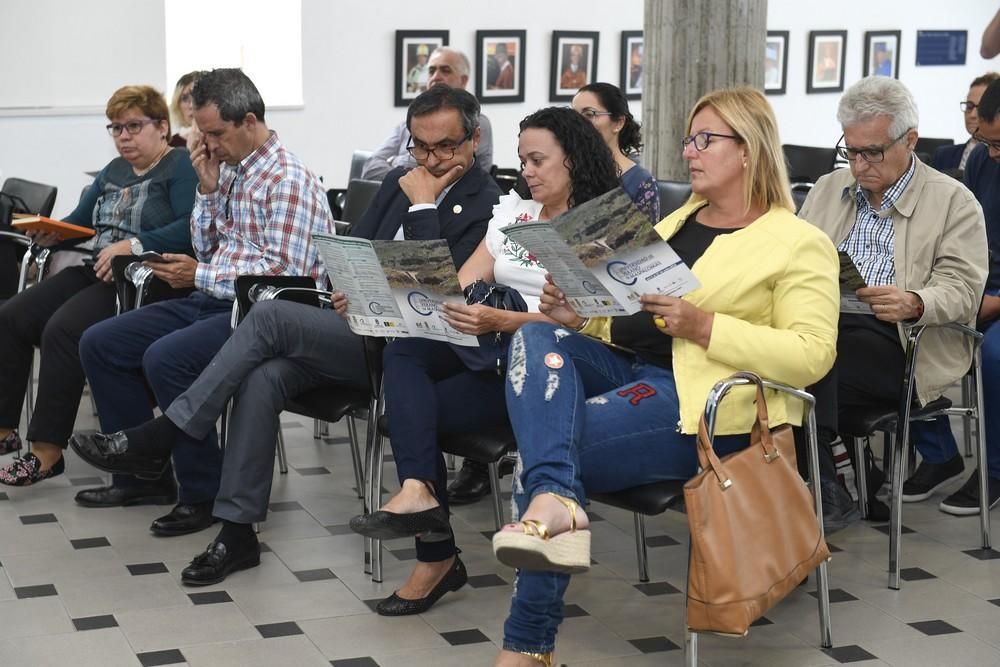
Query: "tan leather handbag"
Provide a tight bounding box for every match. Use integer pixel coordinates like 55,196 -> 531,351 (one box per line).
684,372 -> 830,636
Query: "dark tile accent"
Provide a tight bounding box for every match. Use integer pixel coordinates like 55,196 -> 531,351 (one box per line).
587,511 -> 604,522
322,436 -> 350,445
280,421 -> 305,429
634,581 -> 681,596
363,598 -> 382,613
500,491 -> 512,500
827,542 -> 843,553
645,534 -> 680,548
70,537 -> 110,550
331,658 -> 380,667
440,628 -> 490,646
0,492 -> 7,501
257,621 -> 303,638
467,573 -> 508,589
19,513 -> 57,525
562,603 -> 589,618
900,567 -> 936,581
295,568 -> 337,582
382,454 -> 394,462
14,584 -> 57,599
127,562 -> 169,576
964,547 -> 1000,560
809,588 -> 858,603
69,476 -> 105,487
136,649 -> 186,666
73,614 -> 118,631
188,591 -> 232,605
872,523 -> 915,535
326,523 -> 354,536
268,501 -> 303,512
480,530 -> 495,541
750,616 -> 773,626
295,466 -> 331,476
259,542 -> 272,553
990,597 -> 1000,607
628,636 -> 680,653
389,547 -> 418,561
909,620 -> 962,636
823,645 -> 878,663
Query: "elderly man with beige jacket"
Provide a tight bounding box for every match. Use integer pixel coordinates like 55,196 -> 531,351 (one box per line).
797,76 -> 988,533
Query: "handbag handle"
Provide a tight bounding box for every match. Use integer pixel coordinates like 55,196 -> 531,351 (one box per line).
695,372 -> 781,490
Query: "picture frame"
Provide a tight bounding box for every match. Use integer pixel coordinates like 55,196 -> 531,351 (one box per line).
620,31 -> 643,100
395,30 -> 449,107
807,30 -> 847,93
550,31 -> 599,102
475,30 -> 526,104
864,30 -> 901,78
765,30 -> 789,95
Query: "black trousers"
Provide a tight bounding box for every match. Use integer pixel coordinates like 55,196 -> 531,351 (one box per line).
0,265 -> 117,445
798,314 -> 905,481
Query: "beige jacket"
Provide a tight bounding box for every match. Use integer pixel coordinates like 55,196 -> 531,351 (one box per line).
799,158 -> 988,405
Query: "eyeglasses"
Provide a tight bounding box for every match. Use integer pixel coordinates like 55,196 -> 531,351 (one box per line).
406,131 -> 472,161
973,132 -> 1000,151
681,131 -> 741,152
961,101 -> 979,113
835,128 -> 912,163
579,108 -> 614,121
106,118 -> 158,137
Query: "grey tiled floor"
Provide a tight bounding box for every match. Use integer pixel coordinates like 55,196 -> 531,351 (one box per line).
3,397 -> 1000,666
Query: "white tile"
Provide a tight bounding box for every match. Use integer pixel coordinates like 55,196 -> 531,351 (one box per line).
0,596 -> 74,641
53,572 -> 191,617
866,632 -> 1000,667
116,601 -> 259,652
0,627 -> 140,667
182,635 -> 330,667
300,613 -> 447,660
228,579 -> 369,624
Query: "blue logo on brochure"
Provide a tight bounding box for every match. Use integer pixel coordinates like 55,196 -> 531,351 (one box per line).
606,260 -> 638,286
407,291 -> 435,316
368,301 -> 385,315
581,279 -> 598,294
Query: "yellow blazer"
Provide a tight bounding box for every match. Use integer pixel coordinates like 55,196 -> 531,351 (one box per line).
584,201 -> 840,434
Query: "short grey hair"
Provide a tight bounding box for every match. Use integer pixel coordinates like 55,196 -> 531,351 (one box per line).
430,46 -> 470,77
837,76 -> 919,138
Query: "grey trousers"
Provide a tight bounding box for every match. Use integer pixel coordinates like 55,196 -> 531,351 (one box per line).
165,300 -> 369,523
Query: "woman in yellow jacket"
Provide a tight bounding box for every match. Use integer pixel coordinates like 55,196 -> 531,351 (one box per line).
491,87 -> 840,667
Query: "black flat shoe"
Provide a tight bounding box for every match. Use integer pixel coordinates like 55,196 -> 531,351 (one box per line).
181,538 -> 261,586
69,431 -> 171,480
151,502 -> 217,536
75,482 -> 177,508
376,555 -> 468,616
349,505 -> 451,541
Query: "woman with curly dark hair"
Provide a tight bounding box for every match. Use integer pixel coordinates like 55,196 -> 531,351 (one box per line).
348,107 -> 619,617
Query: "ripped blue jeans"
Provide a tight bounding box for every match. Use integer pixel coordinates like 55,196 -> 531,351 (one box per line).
502,322 -> 748,654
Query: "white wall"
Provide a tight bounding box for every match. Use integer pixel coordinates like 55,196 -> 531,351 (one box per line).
0,0 -> 995,217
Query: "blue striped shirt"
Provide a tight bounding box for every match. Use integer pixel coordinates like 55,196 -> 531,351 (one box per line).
838,156 -> 916,287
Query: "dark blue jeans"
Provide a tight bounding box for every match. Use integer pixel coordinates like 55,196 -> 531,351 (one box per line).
79,291 -> 232,503
502,322 -> 747,654
382,337 -> 510,563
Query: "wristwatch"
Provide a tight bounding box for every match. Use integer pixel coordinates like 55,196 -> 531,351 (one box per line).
129,237 -> 144,255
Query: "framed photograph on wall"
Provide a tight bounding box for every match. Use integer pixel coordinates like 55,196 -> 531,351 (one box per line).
620,31 -> 643,100
864,30 -> 901,78
475,30 -> 526,104
395,30 -> 449,107
765,31 -> 789,95
550,31 -> 599,102
807,30 -> 847,93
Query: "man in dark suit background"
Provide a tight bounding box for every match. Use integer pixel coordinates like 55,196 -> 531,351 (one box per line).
933,72 -> 999,174
70,86 -> 500,585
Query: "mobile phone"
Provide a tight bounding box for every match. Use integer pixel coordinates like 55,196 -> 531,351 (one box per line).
138,251 -> 167,263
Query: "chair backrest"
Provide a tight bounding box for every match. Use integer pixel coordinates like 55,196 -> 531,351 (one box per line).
349,150 -> 374,182
234,274 -> 318,323
1,177 -> 58,217
656,180 -> 693,216
781,145 -> 837,184
915,137 -> 954,160
341,178 -> 382,225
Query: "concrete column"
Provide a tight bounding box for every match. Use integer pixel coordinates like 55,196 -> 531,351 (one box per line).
643,0 -> 767,180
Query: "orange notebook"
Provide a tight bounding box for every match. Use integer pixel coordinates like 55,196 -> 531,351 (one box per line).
11,213 -> 95,240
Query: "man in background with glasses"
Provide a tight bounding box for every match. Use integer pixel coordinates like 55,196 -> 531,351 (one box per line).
363,47 -> 494,181
796,76 -> 988,533
932,72 -> 1000,175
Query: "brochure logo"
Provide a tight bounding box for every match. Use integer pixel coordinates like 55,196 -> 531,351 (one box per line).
581,279 -> 598,295
407,291 -> 435,316
606,260 -> 638,286
368,301 -> 385,315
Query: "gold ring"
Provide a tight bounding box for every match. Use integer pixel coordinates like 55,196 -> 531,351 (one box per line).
654,317 -> 667,328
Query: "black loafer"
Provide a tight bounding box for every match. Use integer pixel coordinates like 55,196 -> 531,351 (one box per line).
151,502 -> 217,537
447,458 -> 516,505
349,505 -> 451,541
75,482 -> 177,508
376,555 -> 468,616
69,431 -> 171,480
181,538 -> 261,586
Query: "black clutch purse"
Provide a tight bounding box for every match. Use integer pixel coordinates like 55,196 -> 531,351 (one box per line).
450,279 -> 528,374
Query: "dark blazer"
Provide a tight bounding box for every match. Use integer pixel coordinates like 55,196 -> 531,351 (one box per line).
932,141 -> 970,172
350,165 -> 501,268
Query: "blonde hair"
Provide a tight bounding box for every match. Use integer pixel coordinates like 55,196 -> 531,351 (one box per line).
169,71 -> 205,129
106,85 -> 171,138
685,87 -> 794,213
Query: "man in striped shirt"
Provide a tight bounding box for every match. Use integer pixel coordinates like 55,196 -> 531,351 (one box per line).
73,69 -> 333,537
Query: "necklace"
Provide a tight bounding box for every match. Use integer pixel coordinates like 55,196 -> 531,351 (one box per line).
133,144 -> 172,177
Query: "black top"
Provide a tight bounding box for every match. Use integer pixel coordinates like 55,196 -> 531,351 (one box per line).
611,206 -> 739,368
